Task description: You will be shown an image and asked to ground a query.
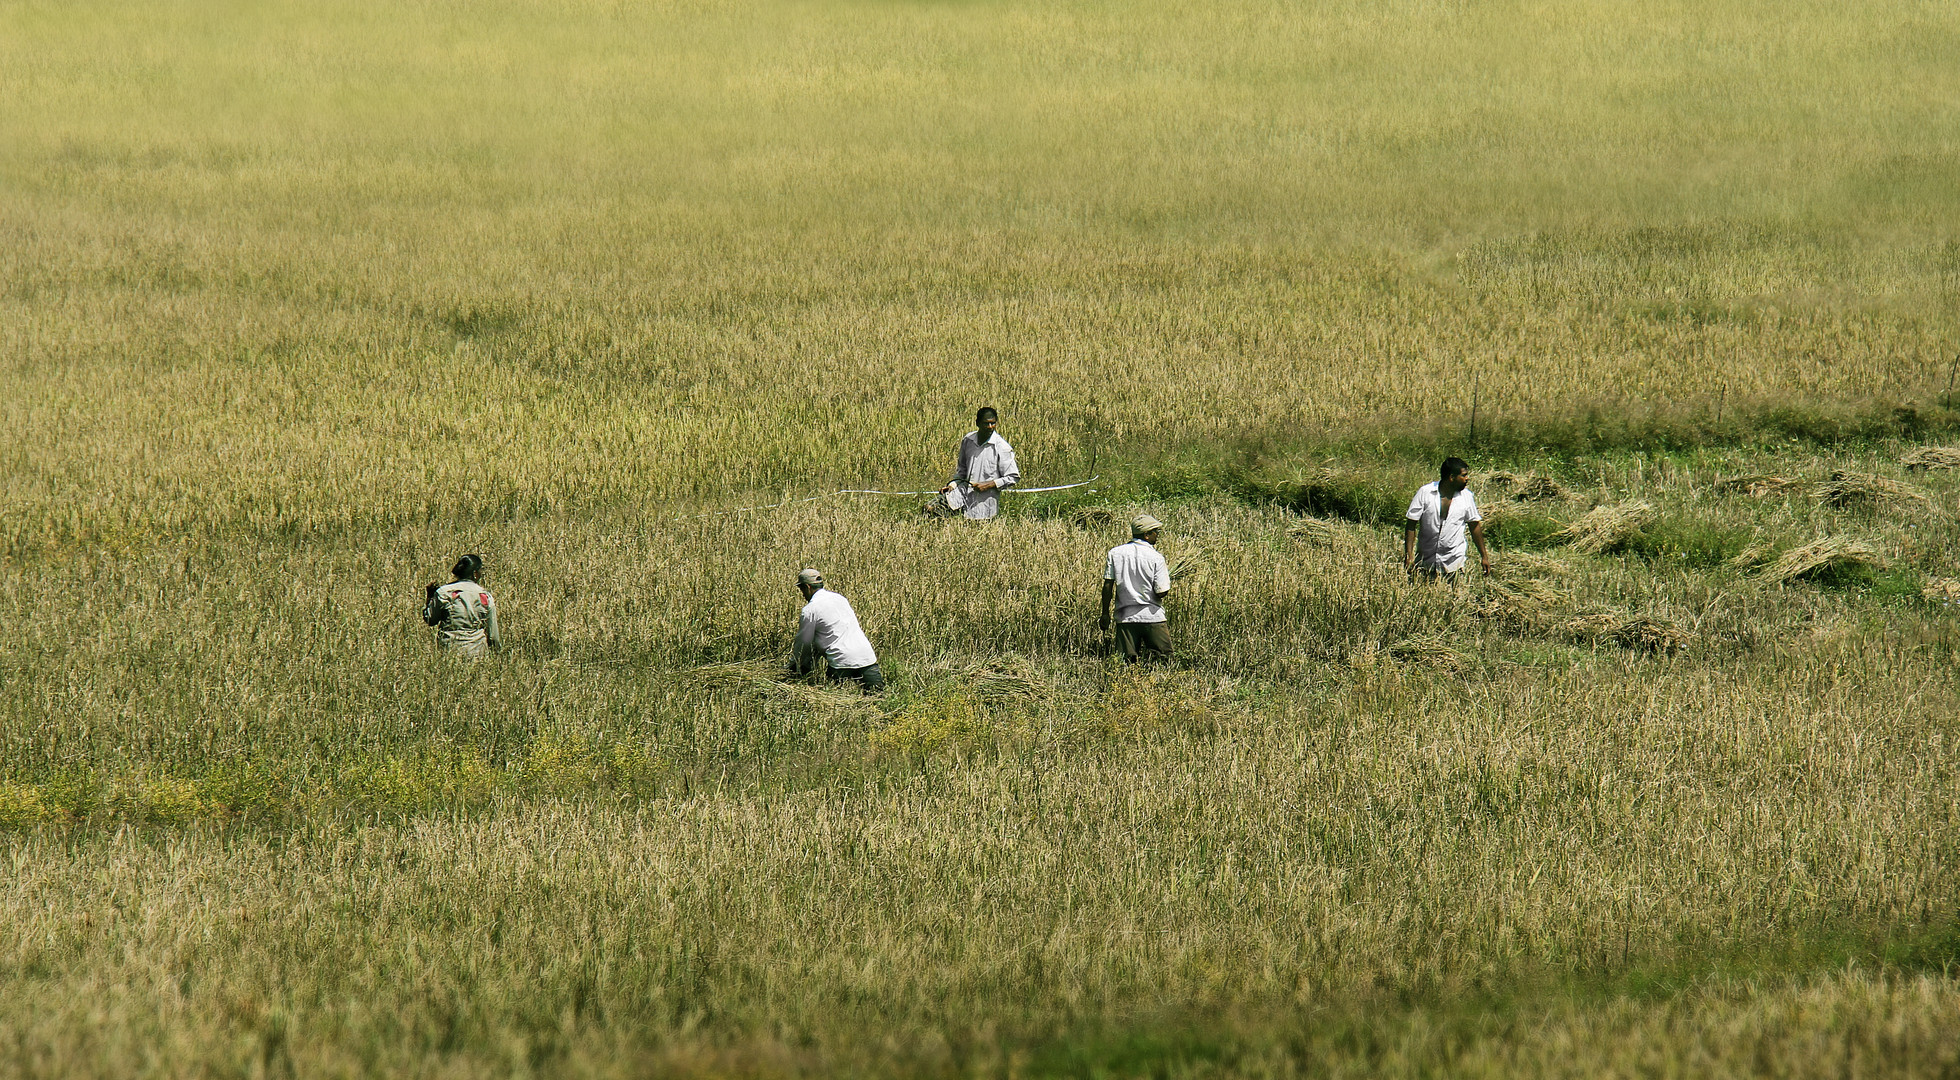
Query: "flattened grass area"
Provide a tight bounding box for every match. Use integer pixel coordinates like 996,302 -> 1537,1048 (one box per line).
10,0 -> 1960,1074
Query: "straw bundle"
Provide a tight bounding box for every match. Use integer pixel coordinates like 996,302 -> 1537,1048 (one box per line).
1473,578 -> 1563,631
1384,635 -> 1464,671
1726,538 -> 1778,570
1547,501 -> 1656,554
688,659 -> 885,713
1561,612 -> 1692,655
1922,577 -> 1960,604
1165,548 -> 1205,582
1714,474 -> 1801,497
1484,472 -> 1564,500
1513,476 -> 1567,501
1813,470 -> 1928,508
1287,516 -> 1334,544
1901,447 -> 1960,472
1612,617 -> 1693,656
686,659 -> 783,690
1757,537 -> 1885,585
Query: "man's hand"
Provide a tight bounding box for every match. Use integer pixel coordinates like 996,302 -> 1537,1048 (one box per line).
1098,612 -> 1110,632
425,582 -> 439,597
1480,555 -> 1493,575
971,480 -> 996,491
939,483 -> 953,493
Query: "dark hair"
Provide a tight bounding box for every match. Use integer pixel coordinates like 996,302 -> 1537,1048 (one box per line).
452,554 -> 483,580
976,406 -> 998,424
1440,457 -> 1469,480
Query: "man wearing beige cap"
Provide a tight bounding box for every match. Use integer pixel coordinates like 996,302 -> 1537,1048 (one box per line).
792,568 -> 885,693
1100,515 -> 1173,663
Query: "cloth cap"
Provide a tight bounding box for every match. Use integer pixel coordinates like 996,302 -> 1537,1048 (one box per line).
1131,514 -> 1163,537
797,568 -> 824,587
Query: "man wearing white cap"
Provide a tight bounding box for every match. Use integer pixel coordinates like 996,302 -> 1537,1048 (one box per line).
422,553 -> 501,658
938,406 -> 1020,521
1100,515 -> 1173,663
792,569 -> 885,693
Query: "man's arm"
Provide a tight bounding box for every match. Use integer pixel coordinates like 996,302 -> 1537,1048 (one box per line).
485,593 -> 502,650
942,437 -> 971,493
422,584 -> 444,627
792,610 -> 819,673
989,444 -> 1020,492
1099,579 -> 1115,631
1471,520 -> 1491,574
1402,520 -> 1419,572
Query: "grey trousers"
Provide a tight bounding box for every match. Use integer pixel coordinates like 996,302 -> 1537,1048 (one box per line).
1115,621 -> 1173,663
828,664 -> 886,694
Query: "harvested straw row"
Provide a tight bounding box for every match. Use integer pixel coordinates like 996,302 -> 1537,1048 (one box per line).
1562,612 -> 1692,655
1484,472 -> 1567,501
1757,536 -> 1884,585
1923,577 -> 1960,603
1901,446 -> 1960,471
1813,470 -> 1927,508
1714,474 -> 1802,497
1548,501 -> 1655,555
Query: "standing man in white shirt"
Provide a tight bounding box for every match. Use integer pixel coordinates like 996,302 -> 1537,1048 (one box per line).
1100,515 -> 1173,663
1403,457 -> 1491,583
939,406 -> 1020,521
423,553 -> 502,658
792,568 -> 885,693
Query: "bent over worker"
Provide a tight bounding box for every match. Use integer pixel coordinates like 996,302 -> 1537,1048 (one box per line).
1404,456 -> 1490,582
939,406 -> 1020,520
423,553 -> 501,658
792,569 -> 885,693
1100,515 -> 1172,663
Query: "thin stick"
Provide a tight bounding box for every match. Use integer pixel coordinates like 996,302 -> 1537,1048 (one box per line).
1946,353 -> 1958,398
1469,371 -> 1481,447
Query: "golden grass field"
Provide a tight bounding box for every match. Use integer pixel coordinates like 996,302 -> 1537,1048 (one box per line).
9,0 -> 1960,1074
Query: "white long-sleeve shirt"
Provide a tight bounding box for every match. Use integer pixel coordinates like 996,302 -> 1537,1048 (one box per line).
950,432 -> 1019,521
795,588 -> 878,670
423,580 -> 501,658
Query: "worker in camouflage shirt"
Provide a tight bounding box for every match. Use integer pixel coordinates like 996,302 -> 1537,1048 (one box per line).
423,554 -> 501,658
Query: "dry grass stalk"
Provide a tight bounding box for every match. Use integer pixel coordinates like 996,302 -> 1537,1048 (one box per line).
1714,474 -> 1801,497
1900,446 -> 1960,471
1758,537 -> 1885,585
1813,470 -> 1928,508
1548,501 -> 1656,554
1071,507 -> 1116,529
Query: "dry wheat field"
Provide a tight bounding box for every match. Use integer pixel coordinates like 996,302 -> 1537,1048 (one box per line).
8,0 -> 1960,1075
